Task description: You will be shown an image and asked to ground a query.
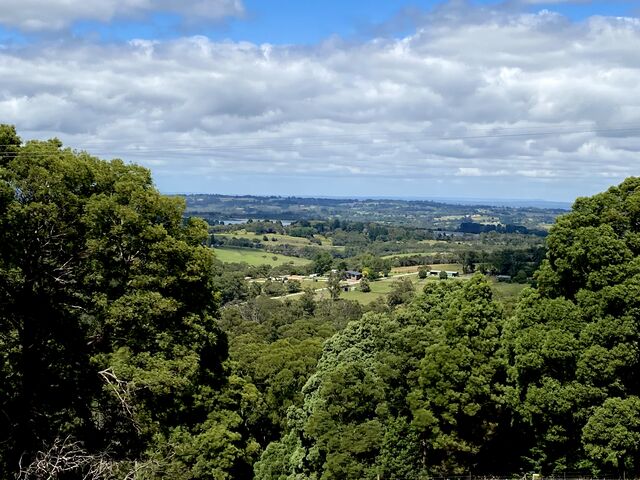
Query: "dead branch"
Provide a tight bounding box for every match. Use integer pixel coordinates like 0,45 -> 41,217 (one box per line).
98,367 -> 140,432
17,436 -> 108,480
16,436 -> 165,480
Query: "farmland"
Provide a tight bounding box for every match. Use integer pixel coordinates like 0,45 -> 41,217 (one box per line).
213,247 -> 311,266
214,230 -> 336,249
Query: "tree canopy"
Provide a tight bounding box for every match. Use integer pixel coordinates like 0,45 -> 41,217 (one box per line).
0,130 -> 247,478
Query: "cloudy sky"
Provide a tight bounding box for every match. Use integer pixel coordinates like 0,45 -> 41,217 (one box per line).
1,0 -> 639,201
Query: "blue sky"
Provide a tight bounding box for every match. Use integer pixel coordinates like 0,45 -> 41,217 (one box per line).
209,1 -> 637,44
22,1 -> 640,45
1,0 -> 639,201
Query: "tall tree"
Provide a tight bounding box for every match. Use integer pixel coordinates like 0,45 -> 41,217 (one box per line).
0,124 -> 21,165
408,276 -> 509,474
507,177 -> 640,475
0,128 -> 243,478
327,271 -> 342,301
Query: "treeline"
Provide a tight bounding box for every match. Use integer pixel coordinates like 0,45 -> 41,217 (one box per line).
2,126 -> 640,479
213,218 -> 435,244
459,220 -> 548,236
214,218 -> 546,249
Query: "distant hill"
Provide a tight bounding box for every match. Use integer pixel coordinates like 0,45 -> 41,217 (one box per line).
314,195 -> 572,210
183,193 -> 566,231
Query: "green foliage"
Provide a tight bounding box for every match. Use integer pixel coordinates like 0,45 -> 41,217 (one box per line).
286,279 -> 302,294
387,277 -> 415,306
0,124 -> 20,166
513,269 -> 528,283
505,177 -> 640,475
257,276 -> 508,478
327,271 -> 342,301
262,279 -> 288,297
312,251 -> 334,275
354,253 -> 391,280
537,177 -> 640,299
0,129 -> 244,477
408,276 -> 507,474
211,270 -> 249,304
219,294 -> 362,457
583,397 -> 640,475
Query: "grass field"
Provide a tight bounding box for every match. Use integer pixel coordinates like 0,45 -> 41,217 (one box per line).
300,279 -> 327,290
215,230 -> 335,248
382,246 -> 461,259
315,272 -> 528,308
213,247 -> 311,266
312,273 -> 425,304
391,263 -> 463,274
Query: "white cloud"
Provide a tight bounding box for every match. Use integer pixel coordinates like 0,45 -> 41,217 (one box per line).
1,6 -> 639,199
456,168 -> 483,176
0,0 -> 244,31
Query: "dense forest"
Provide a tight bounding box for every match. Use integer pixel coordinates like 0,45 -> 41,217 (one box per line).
2,125 -> 640,479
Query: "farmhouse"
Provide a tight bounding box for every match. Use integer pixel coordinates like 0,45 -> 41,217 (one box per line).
345,270 -> 363,280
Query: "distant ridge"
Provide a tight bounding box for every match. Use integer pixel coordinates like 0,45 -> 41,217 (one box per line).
304,196 -> 572,209
176,192 -> 572,210
396,197 -> 572,210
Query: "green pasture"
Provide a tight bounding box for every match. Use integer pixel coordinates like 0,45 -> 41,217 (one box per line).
213,247 -> 311,266
215,230 -> 335,248
316,272 -> 527,308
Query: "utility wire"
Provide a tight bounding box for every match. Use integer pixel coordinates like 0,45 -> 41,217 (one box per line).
5,124 -> 640,157
10,121 -> 640,147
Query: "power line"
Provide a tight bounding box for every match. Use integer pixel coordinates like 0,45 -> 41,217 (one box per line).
12,121 -> 640,147
4,124 -> 640,157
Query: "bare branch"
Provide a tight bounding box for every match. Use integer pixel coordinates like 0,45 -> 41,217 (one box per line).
16,436 -> 165,480
98,368 -> 140,432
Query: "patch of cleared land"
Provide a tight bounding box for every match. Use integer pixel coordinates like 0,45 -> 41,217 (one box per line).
215,230 -> 335,248
314,272 -> 527,307
337,275 -> 437,304
299,278 -> 328,290
213,247 -> 311,266
391,263 -> 463,274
